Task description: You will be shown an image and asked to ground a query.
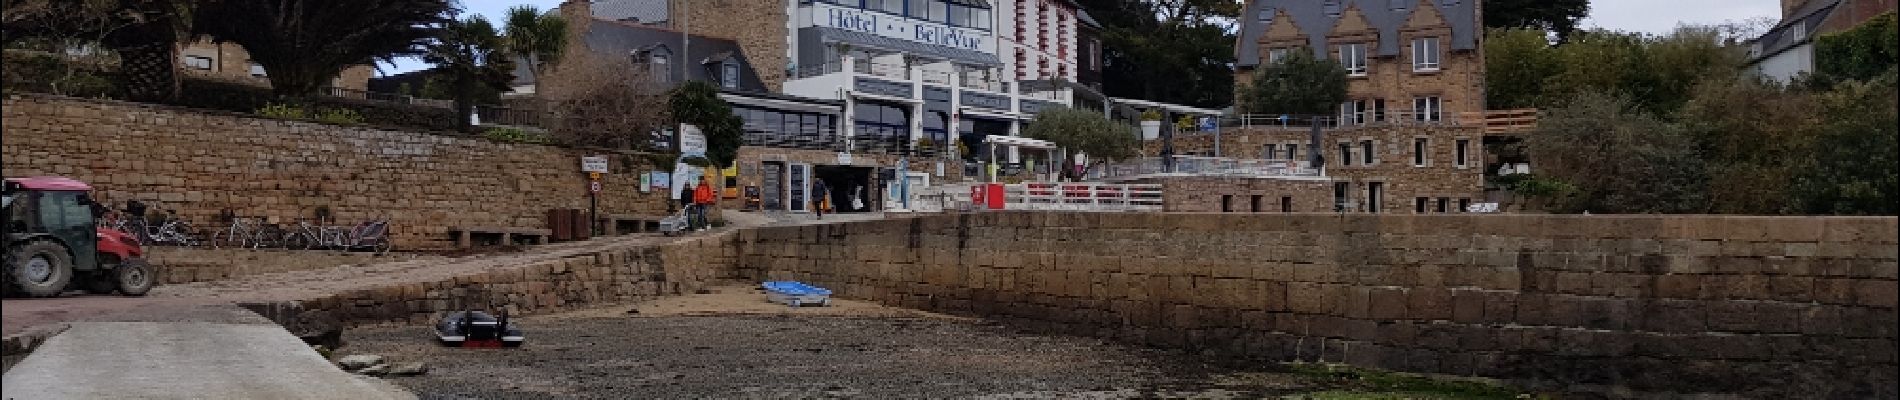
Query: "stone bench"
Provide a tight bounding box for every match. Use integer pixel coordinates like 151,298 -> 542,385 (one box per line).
597,214 -> 668,235
448,227 -> 552,248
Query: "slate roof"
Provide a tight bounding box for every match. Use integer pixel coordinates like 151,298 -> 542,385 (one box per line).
516,18 -> 767,91
1746,0 -> 1841,63
591,0 -> 669,24
1234,0 -> 1479,68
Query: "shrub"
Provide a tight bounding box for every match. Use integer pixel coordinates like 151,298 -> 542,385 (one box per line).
481,126 -> 551,144
256,103 -> 308,119
313,108 -> 364,124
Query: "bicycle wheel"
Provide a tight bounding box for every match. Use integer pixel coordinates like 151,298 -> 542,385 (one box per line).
284,231 -> 313,250
211,228 -> 235,249
371,237 -> 393,255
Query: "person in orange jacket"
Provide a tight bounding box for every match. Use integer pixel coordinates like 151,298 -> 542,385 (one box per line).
692,176 -> 716,231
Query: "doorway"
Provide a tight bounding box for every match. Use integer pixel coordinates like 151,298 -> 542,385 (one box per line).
814,165 -> 875,213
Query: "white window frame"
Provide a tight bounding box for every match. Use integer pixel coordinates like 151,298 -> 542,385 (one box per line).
247,62 -> 266,77
1360,139 -> 1378,165
1339,99 -> 1367,126
184,55 -> 213,70
1412,37 -> 1440,72
1338,43 -> 1367,76
1267,48 -> 1290,64
721,62 -> 740,89
651,53 -> 670,83
1413,96 -> 1441,122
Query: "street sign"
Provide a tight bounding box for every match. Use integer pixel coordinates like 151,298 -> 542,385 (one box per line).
837,152 -> 853,165
588,172 -> 602,180
581,156 -> 609,173
589,181 -> 602,193
679,124 -> 707,158
1199,116 -> 1217,131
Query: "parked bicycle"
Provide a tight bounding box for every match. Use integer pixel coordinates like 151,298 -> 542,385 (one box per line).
212,215 -> 278,249
143,209 -> 201,247
282,215 -> 391,254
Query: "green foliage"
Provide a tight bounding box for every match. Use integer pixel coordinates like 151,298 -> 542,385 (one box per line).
668,80 -> 743,168
1080,0 -> 1236,108
1482,0 -> 1591,41
1675,75 -> 1818,214
1139,109 -> 1162,121
1483,29 -> 1560,109
313,108 -> 363,124
1525,91 -> 1708,213
422,14 -> 517,132
1238,49 -> 1349,116
679,155 -> 712,167
1791,70 -> 1899,215
502,5 -> 567,81
481,126 -> 551,144
194,0 -> 453,97
1813,12 -> 1899,84
256,103 -> 308,119
1022,107 -> 1139,164
0,50 -> 120,98
1487,26 -> 1745,115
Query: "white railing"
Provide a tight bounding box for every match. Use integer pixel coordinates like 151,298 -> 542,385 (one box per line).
853,61 -> 910,80
794,62 -> 845,79
1004,182 -> 1163,211
1094,155 -> 1322,181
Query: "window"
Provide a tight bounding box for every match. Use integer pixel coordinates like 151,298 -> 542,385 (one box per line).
1391,0 -> 1409,10
1361,140 -> 1376,165
721,63 -> 740,89
1338,43 -> 1367,75
248,62 -> 266,77
1416,197 -> 1429,213
1413,96 -> 1441,122
1412,37 -> 1440,71
1323,0 -> 1341,16
1340,99 -> 1367,125
867,0 -> 903,14
1286,144 -> 1299,161
1222,195 -> 1234,212
1413,138 -> 1428,166
948,5 -> 972,27
1458,198 -> 1470,213
1454,139 -> 1470,167
1281,196 -> 1292,212
970,7 -> 991,30
1338,143 -> 1353,166
183,55 -> 213,70
1366,182 -> 1384,213
1251,195 -> 1264,212
1333,182 -> 1351,212
1267,48 -> 1290,64
651,53 -> 670,82
1436,198 -> 1450,213
1258,7 -> 1274,23
1264,144 -> 1279,159
1373,98 -> 1387,122
914,0 -> 948,22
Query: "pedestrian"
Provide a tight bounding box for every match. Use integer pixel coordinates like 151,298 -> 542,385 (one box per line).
693,176 -> 716,231
811,179 -> 829,220
678,182 -> 696,230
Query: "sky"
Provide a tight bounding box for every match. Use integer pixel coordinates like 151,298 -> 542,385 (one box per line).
379,0 -> 1785,76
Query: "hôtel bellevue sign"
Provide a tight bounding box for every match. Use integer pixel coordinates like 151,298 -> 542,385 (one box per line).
812,3 -> 993,53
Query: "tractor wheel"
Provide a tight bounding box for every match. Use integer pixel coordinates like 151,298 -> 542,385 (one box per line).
115,259 -> 155,296
6,241 -> 74,297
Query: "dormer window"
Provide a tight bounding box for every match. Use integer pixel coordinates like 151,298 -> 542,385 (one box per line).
721,62 -> 739,89
1324,0 -> 1341,17
1391,0 -> 1408,11
1258,7 -> 1273,23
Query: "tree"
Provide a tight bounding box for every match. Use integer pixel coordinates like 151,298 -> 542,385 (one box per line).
1813,12 -> 1898,84
668,80 -> 743,168
1791,69 -> 1899,215
1526,91 -> 1708,214
1236,49 -> 1347,116
1076,0 -> 1237,108
421,14 -> 515,132
539,49 -> 669,149
502,4 -> 566,83
1676,74 -> 1818,214
1483,0 -> 1590,41
194,0 -> 450,97
1021,106 -> 1138,176
1483,28 -> 1560,109
4,0 -> 194,102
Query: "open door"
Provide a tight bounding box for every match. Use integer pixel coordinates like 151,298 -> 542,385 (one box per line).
788,163 -> 810,212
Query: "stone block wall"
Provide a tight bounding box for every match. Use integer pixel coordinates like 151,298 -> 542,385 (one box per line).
674,1 -> 789,92
147,248 -> 430,285
249,234 -> 740,332
1150,125 -> 1484,213
1150,176 -> 1333,213
1,94 -> 674,249
737,213 -> 1899,398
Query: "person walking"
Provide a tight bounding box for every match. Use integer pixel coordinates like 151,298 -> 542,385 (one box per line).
693,176 -> 716,231
811,179 -> 829,220
677,182 -> 696,230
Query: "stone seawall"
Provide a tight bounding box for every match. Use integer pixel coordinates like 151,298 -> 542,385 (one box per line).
736,213 -> 1899,398
148,248 -> 430,285
1,93 -> 674,250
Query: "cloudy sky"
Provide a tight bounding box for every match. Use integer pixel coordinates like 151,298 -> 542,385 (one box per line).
380,0 -> 1786,75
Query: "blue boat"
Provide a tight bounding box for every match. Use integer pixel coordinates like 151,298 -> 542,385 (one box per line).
761,281 -> 832,307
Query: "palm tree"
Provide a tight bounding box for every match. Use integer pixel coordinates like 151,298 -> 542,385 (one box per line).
192,0 -> 451,97
502,5 -> 566,83
422,14 -> 515,132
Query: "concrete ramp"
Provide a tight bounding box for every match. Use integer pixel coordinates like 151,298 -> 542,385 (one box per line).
3,321 -> 413,400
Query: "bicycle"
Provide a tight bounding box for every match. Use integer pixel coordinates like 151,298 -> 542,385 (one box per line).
211,215 -> 266,249
145,209 -> 201,247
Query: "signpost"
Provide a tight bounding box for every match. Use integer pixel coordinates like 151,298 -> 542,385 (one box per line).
1201,116 -> 1221,157
582,157 -> 607,236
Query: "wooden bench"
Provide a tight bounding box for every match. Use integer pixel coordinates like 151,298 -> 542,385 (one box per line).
597,214 -> 668,235
449,226 -> 553,248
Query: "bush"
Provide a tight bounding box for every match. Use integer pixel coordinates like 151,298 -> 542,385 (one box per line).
481,126 -> 551,144
313,108 -> 364,124
256,103 -> 307,119
1,50 -> 121,98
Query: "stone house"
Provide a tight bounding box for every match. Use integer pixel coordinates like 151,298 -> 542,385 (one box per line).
1233,0 -> 1485,122
1745,0 -> 1898,83
176,40 -> 373,92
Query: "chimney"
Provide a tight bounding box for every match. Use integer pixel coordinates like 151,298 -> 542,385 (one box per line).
1782,0 -> 1812,17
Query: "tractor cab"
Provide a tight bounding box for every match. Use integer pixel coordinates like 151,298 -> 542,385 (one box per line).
3,176 -> 153,298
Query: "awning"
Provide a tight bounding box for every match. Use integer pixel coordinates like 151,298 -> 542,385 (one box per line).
810,27 -> 1003,67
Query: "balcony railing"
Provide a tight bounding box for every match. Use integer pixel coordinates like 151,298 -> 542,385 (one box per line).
1230,110 -> 1465,131
918,70 -> 953,85
794,62 -> 844,79
1093,155 -> 1321,181
742,131 -> 846,151
960,75 -> 1007,92
852,60 -> 910,80
316,87 -> 453,108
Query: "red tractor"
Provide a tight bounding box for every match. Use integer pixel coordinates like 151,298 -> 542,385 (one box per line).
3,177 -> 154,297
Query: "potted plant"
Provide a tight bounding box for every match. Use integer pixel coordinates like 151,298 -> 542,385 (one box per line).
1139,109 -> 1163,140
